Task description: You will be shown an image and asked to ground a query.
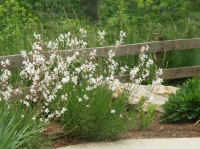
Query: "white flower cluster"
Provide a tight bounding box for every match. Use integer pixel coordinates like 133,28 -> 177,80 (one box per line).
115,31 -> 126,48
79,28 -> 87,38
119,65 -> 128,75
129,45 -> 162,85
89,49 -> 97,60
0,59 -> 13,101
46,29 -> 87,50
152,68 -> 163,85
98,30 -> 105,45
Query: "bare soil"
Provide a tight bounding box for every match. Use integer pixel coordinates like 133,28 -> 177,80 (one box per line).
45,112 -> 200,148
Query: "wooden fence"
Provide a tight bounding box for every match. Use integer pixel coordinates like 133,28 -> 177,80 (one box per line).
1,38 -> 200,80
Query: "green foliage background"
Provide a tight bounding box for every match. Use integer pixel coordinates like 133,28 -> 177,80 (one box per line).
1,0 -> 200,68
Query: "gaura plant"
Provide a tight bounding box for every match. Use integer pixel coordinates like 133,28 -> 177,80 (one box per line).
0,29 -> 163,140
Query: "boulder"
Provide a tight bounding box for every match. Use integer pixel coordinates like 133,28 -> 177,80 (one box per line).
112,83 -> 179,112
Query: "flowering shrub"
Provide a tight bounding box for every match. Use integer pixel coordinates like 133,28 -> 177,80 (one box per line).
0,29 -> 163,141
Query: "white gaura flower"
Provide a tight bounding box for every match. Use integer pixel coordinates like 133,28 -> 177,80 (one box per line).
32,116 -> 36,121
5,59 -> 10,65
89,49 -> 97,60
78,98 -> 82,102
156,68 -> 163,76
1,61 -> 5,67
140,46 -> 146,53
23,101 -> 30,107
61,107 -> 67,113
32,42 -> 42,51
61,93 -> 68,101
119,65 -> 128,75
108,79 -> 120,91
48,114 -> 54,119
81,41 -> 87,48
98,30 -> 105,38
74,51 -> 79,56
21,50 -> 27,58
56,83 -> 62,89
83,94 -> 89,100
135,78 -> 142,84
2,89 -> 12,101
152,78 -> 163,85
115,31 -> 126,47
98,30 -> 105,45
108,49 -> 115,59
79,28 -> 87,37
130,67 -> 139,80
58,34 -> 65,42
44,108 -> 49,113
111,109 -> 116,114
71,76 -> 78,85
120,30 -> 126,38
33,32 -> 41,40
75,68 -> 81,73
62,76 -> 70,84
146,59 -> 154,68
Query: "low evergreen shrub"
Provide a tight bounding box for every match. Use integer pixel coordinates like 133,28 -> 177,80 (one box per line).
161,77 -> 200,122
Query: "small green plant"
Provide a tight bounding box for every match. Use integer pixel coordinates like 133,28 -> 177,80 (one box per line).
136,96 -> 156,130
161,77 -> 200,122
0,101 -> 50,149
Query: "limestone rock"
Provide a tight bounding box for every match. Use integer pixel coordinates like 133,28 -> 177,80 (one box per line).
113,83 -> 179,112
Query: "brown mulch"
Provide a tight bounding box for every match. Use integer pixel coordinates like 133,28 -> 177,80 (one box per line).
45,112 -> 200,148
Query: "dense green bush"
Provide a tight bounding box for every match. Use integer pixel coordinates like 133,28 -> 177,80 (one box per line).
20,0 -> 100,21
0,0 -> 38,55
0,101 -> 50,149
0,0 -> 37,35
161,77 -> 200,122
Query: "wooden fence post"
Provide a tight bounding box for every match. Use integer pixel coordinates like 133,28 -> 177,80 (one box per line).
153,33 -> 163,67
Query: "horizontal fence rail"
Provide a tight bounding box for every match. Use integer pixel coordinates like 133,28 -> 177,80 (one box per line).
115,66 -> 200,82
1,38 -> 200,80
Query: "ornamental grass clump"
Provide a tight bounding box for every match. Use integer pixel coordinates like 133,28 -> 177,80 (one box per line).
0,101 -> 49,149
0,29 -> 163,141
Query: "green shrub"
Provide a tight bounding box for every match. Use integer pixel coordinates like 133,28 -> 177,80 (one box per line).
0,0 -> 38,55
0,101 -> 50,149
161,77 -> 200,122
0,0 -> 37,34
59,83 -> 135,140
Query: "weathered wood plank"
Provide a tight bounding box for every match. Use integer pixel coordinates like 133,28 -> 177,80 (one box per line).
163,65 -> 200,80
1,38 -> 200,70
0,54 -> 24,70
115,66 -> 200,82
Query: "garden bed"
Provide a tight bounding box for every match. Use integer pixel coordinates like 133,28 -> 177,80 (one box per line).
47,112 -> 200,148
